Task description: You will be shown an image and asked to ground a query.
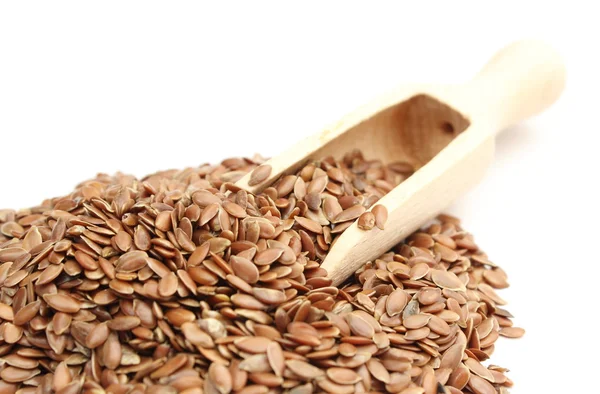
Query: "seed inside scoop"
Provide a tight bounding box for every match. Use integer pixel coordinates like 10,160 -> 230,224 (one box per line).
0,150 -> 522,392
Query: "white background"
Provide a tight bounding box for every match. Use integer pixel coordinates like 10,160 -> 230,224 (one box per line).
1,2 -> 598,393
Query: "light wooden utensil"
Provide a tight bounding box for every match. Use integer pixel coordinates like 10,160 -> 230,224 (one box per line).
236,40 -> 566,286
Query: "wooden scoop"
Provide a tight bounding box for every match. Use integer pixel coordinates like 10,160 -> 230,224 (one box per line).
236,40 -> 566,286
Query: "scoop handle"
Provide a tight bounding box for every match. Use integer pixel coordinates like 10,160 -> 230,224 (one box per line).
464,40 -> 566,131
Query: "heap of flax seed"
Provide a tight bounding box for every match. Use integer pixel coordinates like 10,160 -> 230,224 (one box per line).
0,150 -> 523,394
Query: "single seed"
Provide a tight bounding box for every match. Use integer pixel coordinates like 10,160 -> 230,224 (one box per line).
208,362 -> 233,394
114,230 -> 133,252
3,323 -> 23,343
338,342 -> 357,357
74,250 -> 98,270
326,367 -> 362,385
192,190 -> 221,207
253,288 -> 286,305
230,255 -> 260,284
165,308 -> 196,326
294,216 -> 323,234
254,248 -> 284,266
154,211 -> 172,232
86,322 -> 109,348
367,358 -> 391,383
43,293 -> 81,313
3,354 -> 38,369
13,300 -> 41,326
405,326 -> 431,341
431,269 -> 466,292
115,250 -> 148,272
103,332 -> 122,370
403,314 -> 431,329
52,361 -> 71,392
158,272 -> 178,297
267,341 -> 285,377
465,357 -> 495,382
235,336 -> 272,353
468,374 -> 497,394
0,366 -> 41,383
333,204 -> 366,223
223,201 -> 248,218
285,359 -> 325,379
107,316 -> 141,331
386,289 -> 409,317
499,326 -> 525,338
357,212 -> 375,230
151,354 -> 189,379
371,204 -> 388,230
200,203 -> 220,226
248,165 -> 272,186
181,322 -> 214,348
37,263 -> 64,285
323,197 -> 343,221
346,313 -> 375,338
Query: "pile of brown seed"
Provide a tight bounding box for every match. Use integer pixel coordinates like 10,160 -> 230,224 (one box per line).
0,150 -> 523,394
